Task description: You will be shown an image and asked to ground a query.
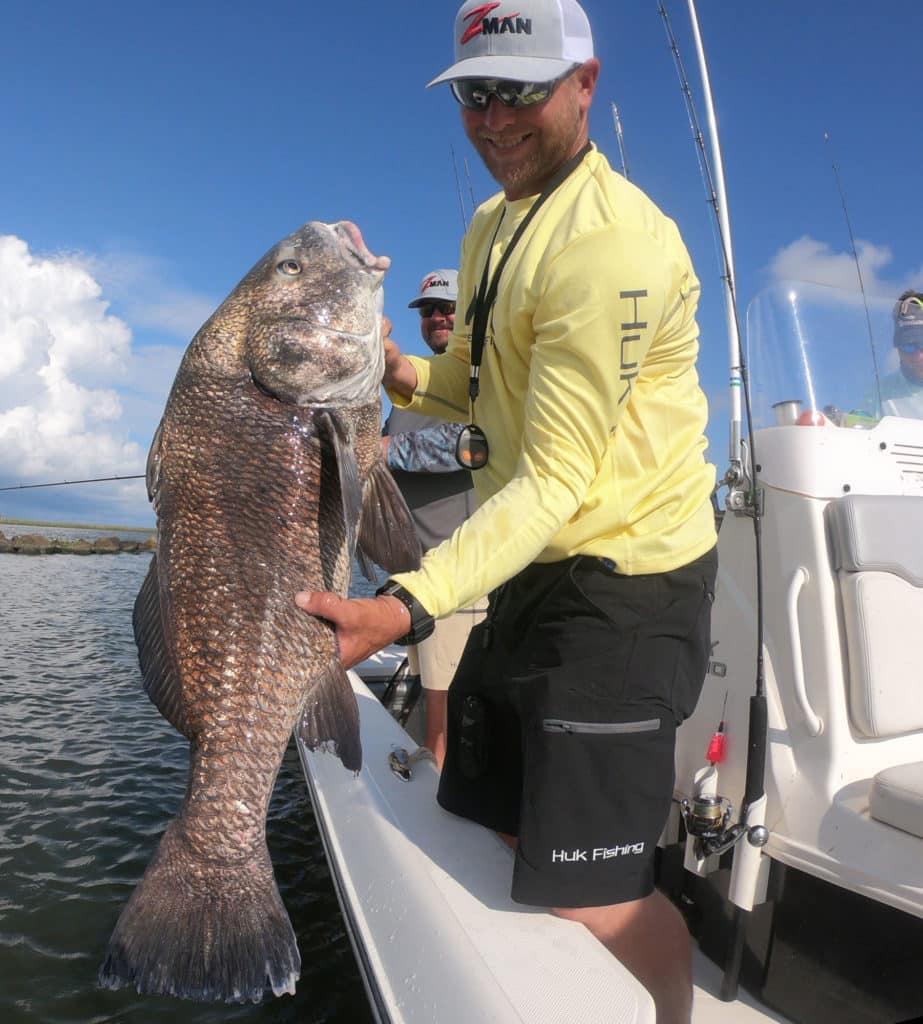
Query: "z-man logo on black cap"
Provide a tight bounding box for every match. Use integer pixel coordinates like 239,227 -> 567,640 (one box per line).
461,2 -> 533,44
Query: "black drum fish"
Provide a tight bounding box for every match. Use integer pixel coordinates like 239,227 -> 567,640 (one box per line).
98,221 -> 420,1003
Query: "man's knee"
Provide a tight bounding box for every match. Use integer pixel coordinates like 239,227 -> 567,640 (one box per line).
551,896 -> 645,937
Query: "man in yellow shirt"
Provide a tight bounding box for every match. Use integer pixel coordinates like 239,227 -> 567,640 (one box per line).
298,2 -> 716,1020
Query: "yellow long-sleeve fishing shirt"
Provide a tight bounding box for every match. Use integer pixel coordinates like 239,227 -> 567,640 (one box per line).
389,147 -> 716,618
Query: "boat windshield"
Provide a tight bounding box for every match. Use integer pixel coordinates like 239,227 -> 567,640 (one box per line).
745,280 -> 923,428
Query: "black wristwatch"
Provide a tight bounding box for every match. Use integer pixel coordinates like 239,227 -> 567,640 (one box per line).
375,580 -> 435,646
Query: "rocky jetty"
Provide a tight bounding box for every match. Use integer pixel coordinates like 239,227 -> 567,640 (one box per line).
0,530 -> 156,555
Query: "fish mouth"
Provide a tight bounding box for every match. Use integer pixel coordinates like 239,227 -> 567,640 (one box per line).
329,221 -> 391,276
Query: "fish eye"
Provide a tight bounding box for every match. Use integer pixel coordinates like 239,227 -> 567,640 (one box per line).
277,259 -> 302,275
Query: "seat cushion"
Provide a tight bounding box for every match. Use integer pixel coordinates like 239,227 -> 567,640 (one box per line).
839,571 -> 923,737
870,762 -> 923,839
827,494 -> 923,585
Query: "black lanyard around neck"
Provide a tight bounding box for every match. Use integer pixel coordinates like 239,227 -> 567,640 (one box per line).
467,141 -> 593,402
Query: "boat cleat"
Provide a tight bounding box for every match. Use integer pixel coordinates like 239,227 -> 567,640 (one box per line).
387,745 -> 436,782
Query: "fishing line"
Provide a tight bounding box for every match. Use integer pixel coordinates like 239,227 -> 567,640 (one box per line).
824,131 -> 883,408
0,474 -> 144,492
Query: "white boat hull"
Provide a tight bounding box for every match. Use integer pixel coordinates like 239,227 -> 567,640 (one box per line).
299,673 -> 792,1023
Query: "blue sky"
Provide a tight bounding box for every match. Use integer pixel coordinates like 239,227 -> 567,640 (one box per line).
1,0 -> 920,527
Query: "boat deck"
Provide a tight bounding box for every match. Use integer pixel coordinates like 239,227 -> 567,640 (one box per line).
298,673 -> 792,1023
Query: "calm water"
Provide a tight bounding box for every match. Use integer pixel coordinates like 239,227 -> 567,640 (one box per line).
0,543 -> 376,1024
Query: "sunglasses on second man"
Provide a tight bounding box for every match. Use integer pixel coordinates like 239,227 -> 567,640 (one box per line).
450,66 -> 577,111
417,301 -> 456,318
894,296 -> 923,354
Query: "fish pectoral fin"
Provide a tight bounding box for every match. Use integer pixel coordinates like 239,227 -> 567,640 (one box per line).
314,408 -> 363,565
355,547 -> 378,583
296,661 -> 362,772
132,555 -> 193,739
358,459 -> 423,574
145,418 -> 164,511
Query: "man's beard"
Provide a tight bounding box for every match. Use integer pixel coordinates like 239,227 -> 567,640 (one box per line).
472,93 -> 583,198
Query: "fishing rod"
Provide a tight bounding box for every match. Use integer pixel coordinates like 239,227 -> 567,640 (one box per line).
658,0 -> 747,491
824,132 -> 883,409
450,144 -> 469,232
0,474 -> 144,492
610,101 -> 631,180
661,0 -> 769,1003
464,156 -> 478,220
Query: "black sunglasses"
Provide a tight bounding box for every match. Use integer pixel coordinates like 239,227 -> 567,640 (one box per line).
450,67 -> 577,111
417,301 -> 456,318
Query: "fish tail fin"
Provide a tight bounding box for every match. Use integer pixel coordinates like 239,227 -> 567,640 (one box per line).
98,819 -> 299,1003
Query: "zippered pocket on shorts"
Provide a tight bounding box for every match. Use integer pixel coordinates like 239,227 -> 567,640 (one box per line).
542,717 -> 661,735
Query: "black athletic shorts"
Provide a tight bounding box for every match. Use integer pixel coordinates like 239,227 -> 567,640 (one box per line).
436,547 -> 717,909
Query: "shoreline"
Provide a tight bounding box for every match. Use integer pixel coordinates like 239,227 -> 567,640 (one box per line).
0,522 -> 156,555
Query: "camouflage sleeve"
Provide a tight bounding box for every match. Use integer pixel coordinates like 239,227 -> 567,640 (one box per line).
386,422 -> 464,474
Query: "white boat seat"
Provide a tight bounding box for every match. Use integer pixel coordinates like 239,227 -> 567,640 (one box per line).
870,762 -> 923,839
826,494 -> 923,738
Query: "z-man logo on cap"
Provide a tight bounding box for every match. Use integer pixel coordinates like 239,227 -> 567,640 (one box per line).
423,275 -> 450,291
461,2 -> 533,45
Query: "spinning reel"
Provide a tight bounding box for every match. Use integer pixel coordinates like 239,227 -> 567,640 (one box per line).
680,793 -> 770,860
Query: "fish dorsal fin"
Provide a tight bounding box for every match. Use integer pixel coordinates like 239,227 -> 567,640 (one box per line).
358,460 -> 422,574
314,409 -> 363,570
132,556 -> 192,739
296,659 -> 362,772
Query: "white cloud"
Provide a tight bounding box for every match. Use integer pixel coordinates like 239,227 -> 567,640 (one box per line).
766,235 -> 921,303
0,236 -> 132,391
0,236 -> 147,495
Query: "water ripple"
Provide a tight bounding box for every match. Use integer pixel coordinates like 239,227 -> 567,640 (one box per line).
0,553 -> 373,1024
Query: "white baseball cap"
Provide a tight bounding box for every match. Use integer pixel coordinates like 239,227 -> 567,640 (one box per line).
428,0 -> 594,87
408,269 -> 459,308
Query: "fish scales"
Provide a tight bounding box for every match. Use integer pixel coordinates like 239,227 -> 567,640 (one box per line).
159,395 -> 339,851
98,221 -> 420,1004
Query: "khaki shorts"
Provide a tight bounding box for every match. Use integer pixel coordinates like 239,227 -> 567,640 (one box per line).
407,603 -> 487,692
